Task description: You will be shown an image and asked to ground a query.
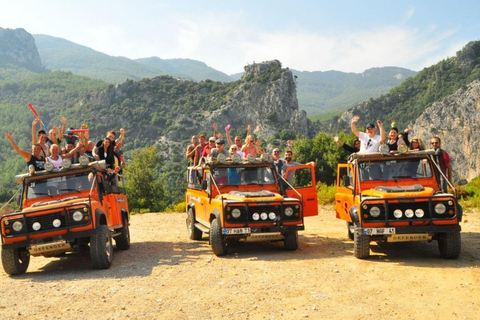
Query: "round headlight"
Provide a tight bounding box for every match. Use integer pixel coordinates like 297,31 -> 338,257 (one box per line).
398,144 -> 408,154
44,161 -> 54,172
284,207 -> 293,217
435,203 -> 446,214
217,154 -> 226,163
393,209 -> 403,219
231,153 -> 241,163
79,155 -> 89,166
62,157 -> 72,169
32,222 -> 41,231
231,208 -> 241,219
252,213 -> 260,221
379,144 -> 390,155
268,212 -> 276,220
369,206 -> 381,218
405,209 -> 414,218
72,211 -> 83,221
247,153 -> 256,163
52,219 -> 62,228
12,221 -> 23,232
415,209 -> 425,218
260,212 -> 268,220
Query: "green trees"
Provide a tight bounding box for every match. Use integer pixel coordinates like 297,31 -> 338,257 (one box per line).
125,146 -> 167,212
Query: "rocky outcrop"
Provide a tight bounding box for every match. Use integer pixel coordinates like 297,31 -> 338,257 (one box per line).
0,27 -> 45,72
210,60 -> 312,138
411,80 -> 480,182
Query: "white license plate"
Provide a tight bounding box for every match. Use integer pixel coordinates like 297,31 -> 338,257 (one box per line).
222,228 -> 251,235
363,227 -> 396,235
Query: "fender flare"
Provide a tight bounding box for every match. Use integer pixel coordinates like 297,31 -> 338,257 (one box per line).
349,205 -> 359,224
94,208 -> 107,226
457,203 -> 463,222
209,208 -> 221,223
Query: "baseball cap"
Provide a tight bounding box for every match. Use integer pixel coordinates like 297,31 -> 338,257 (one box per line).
366,123 -> 376,129
216,139 -> 225,144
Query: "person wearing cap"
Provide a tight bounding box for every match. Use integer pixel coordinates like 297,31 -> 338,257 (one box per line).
334,136 -> 360,154
202,136 -> 217,157
210,139 -> 229,157
351,116 -> 386,153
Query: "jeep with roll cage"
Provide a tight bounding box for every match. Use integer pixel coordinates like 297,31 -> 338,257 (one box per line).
186,154 -> 318,256
335,148 -> 462,259
0,157 -> 130,275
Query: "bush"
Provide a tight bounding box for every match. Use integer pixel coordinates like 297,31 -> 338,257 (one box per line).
316,182 -> 336,205
165,202 -> 186,213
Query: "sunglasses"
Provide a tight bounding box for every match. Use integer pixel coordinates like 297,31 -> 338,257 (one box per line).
431,142 -> 439,145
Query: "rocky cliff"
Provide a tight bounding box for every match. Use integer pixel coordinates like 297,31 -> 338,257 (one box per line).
0,27 -> 45,72
209,60 -> 311,138
411,80 -> 480,182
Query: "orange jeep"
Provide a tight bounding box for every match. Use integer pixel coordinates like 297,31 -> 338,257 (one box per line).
335,149 -> 462,259
186,154 -> 318,256
0,158 -> 130,275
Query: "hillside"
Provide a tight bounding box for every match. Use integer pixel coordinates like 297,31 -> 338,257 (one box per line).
335,41 -> 480,132
135,57 -> 233,82
0,60 -> 309,204
32,32 -> 414,117
293,67 -> 416,117
334,40 -> 480,182
0,28 -> 47,80
34,34 -> 233,83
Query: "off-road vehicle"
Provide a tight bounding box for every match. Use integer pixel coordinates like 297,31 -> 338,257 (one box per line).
186,154 -> 318,256
335,148 -> 462,259
0,157 -> 130,275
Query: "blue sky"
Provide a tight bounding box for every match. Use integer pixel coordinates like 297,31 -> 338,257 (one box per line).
1,0 -> 479,74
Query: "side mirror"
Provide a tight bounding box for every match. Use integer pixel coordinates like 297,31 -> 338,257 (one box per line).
342,175 -> 350,187
201,180 -> 208,190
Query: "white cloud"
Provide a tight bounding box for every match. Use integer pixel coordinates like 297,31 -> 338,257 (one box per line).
126,10 -> 462,74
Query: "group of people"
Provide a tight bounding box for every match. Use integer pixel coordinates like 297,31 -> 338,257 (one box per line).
186,123 -> 265,167
334,115 -> 452,184
186,123 -> 315,184
6,116 -> 126,175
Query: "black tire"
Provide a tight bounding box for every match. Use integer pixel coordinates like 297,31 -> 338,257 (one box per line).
438,231 -> 461,259
90,225 -> 113,269
187,208 -> 202,240
210,218 -> 227,256
347,222 -> 354,240
114,215 -> 131,250
1,247 -> 30,276
284,230 -> 298,251
353,225 -> 370,259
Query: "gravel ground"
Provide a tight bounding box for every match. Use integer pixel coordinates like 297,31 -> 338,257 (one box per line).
1,205 -> 479,319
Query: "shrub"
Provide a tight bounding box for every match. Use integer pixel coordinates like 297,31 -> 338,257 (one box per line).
316,182 -> 336,205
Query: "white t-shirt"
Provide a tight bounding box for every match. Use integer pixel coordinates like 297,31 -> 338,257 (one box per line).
359,132 -> 381,153
47,155 -> 63,170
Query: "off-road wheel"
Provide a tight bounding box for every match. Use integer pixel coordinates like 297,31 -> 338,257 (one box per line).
187,208 -> 202,240
438,231 -> 461,259
210,218 -> 227,256
90,225 -> 113,269
347,222 -> 354,240
1,247 -> 30,275
284,230 -> 298,251
353,225 -> 370,259
114,215 -> 131,250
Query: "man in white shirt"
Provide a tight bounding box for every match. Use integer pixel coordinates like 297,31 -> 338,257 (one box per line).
351,116 -> 386,153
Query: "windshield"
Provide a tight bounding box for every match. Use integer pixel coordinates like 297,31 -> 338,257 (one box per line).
358,158 -> 433,182
26,172 -> 94,199
212,166 -> 275,186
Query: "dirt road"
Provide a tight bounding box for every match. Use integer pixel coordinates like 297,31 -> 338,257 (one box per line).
1,205 -> 479,319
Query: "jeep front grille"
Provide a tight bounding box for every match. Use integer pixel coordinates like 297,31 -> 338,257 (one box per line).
225,202 -> 301,224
